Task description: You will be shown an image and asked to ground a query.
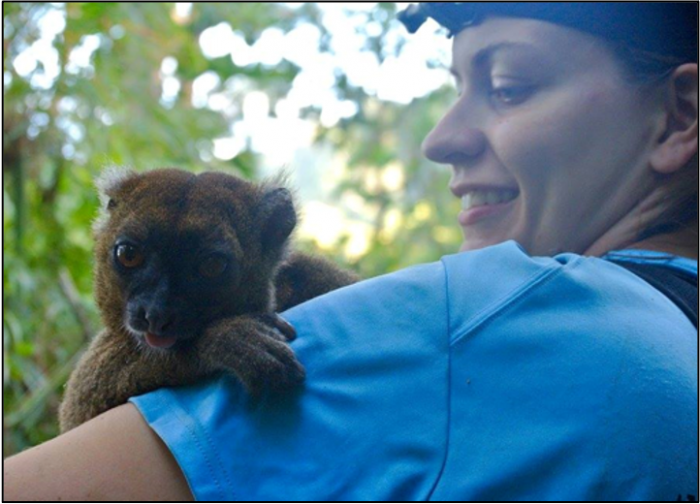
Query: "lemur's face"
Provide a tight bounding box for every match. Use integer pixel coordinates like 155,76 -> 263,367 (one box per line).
93,168 -> 297,350
110,218 -> 243,350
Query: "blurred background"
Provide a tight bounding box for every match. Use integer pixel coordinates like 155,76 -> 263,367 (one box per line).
3,2 -> 459,455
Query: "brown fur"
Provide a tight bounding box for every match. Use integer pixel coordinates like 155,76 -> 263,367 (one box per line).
58,168 -> 359,432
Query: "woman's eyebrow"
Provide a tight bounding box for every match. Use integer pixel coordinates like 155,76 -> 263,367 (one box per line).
450,41 -> 545,77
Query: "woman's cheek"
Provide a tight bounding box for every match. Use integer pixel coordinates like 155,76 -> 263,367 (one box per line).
491,114 -> 558,179
491,89 -> 600,182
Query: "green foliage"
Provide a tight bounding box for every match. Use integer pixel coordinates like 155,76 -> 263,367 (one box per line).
3,2 -> 458,455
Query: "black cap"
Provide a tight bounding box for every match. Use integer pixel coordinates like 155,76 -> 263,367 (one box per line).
398,2 -> 698,62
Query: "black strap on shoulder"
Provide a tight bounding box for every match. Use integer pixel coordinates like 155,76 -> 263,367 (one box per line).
607,260 -> 698,329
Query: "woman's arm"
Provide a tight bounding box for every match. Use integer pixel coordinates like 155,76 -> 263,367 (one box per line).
3,403 -> 194,501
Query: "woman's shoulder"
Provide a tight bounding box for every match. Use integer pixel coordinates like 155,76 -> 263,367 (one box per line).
440,241 -> 697,344
436,242 -> 697,501
284,240 -> 696,353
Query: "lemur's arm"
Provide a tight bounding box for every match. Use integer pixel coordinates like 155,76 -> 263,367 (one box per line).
59,314 -> 303,432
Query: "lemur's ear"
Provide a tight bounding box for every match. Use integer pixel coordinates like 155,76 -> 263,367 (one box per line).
258,187 -> 297,250
257,170 -> 298,250
95,166 -> 138,211
93,166 -> 138,233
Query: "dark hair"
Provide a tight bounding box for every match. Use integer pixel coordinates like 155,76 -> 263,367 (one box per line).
609,41 -> 699,243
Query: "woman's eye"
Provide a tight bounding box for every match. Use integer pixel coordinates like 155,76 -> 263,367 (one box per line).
490,86 -> 530,105
456,86 -> 532,106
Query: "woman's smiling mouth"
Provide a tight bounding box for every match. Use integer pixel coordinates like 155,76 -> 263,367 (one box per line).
458,188 -> 520,226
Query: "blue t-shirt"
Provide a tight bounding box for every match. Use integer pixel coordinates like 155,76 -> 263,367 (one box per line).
130,241 -> 698,501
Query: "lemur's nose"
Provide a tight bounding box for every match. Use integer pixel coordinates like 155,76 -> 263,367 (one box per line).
144,307 -> 177,335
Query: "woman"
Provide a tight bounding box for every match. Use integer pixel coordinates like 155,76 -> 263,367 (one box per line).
4,3 -> 697,501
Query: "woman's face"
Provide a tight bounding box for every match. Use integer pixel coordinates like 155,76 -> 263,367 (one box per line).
423,17 -> 662,256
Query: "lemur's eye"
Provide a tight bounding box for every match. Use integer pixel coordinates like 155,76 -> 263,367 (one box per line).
115,243 -> 145,269
198,254 -> 228,278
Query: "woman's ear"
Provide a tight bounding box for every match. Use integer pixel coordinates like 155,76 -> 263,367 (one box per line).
650,63 -> 698,174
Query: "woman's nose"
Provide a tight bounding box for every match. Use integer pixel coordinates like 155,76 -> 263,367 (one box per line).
422,102 -> 487,165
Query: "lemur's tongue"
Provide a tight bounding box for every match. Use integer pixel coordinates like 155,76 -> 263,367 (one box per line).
145,332 -> 177,349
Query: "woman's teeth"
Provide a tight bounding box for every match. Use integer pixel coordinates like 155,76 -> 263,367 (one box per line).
461,189 -> 519,211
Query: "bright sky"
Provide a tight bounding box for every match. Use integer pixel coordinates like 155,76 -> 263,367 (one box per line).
10,2 -> 452,258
